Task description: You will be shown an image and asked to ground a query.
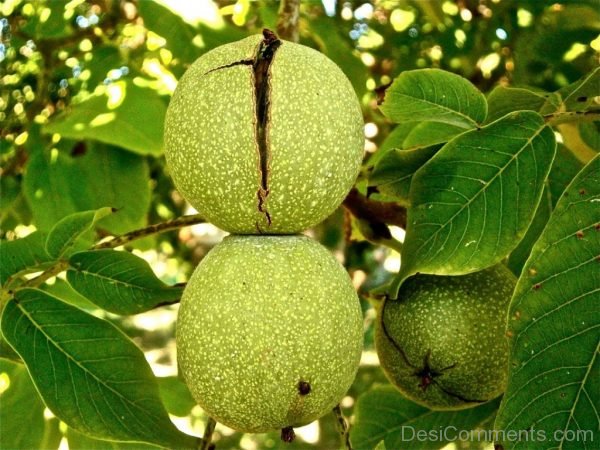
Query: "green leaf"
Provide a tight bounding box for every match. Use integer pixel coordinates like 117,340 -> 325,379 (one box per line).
0,359 -> 60,450
548,144 -> 585,206
1,289 -> 197,449
86,46 -> 125,90
158,376 -> 196,417
67,250 -> 184,315
138,1 -> 245,70
368,146 -> 440,204
495,155 -> 600,449
579,121 -> 600,151
0,337 -> 21,362
379,69 -> 487,128
23,143 -> 150,234
367,123 -> 418,167
137,1 -> 201,67
507,187 -> 552,276
486,87 -> 549,123
391,111 -> 556,297
20,0 -> 72,39
540,66 -> 600,114
350,385 -> 500,450
308,17 -> 368,98
403,122 -> 466,149
45,208 -> 114,259
0,232 -> 52,287
43,81 -> 167,156
43,278 -> 98,311
0,175 -> 21,220
67,427 -> 160,449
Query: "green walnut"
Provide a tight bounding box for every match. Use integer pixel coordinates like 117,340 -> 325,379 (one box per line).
176,235 -> 363,433
164,31 -> 364,234
375,265 -> 515,410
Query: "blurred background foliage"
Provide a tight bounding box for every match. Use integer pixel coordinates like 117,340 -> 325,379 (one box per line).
0,0 -> 599,449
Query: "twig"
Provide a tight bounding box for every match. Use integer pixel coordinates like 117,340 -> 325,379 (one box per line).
332,404 -> 352,450
543,110 -> 600,126
20,261 -> 70,288
276,0 -> 300,43
4,214 -> 205,295
93,214 -> 204,249
343,188 -> 407,229
199,417 -> 217,450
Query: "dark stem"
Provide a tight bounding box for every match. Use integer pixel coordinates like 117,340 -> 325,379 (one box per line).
281,426 -> 296,443
332,404 -> 352,450
342,189 -> 407,229
199,417 -> 217,450
277,0 -> 301,43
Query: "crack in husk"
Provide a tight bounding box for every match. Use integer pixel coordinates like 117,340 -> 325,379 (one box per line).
253,29 -> 280,231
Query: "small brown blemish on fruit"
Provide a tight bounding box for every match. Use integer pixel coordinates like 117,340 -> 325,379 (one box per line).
576,230 -> 584,239
595,223 -> 600,231
297,380 -> 311,395
533,283 -> 542,290
579,189 -> 586,195
506,330 -> 514,338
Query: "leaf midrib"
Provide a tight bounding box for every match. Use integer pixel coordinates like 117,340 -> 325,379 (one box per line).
11,296 -> 169,432
385,87 -> 481,127
407,121 -> 546,272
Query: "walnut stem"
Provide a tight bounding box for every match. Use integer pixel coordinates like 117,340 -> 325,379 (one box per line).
199,417 -> 217,450
277,0 -> 300,42
333,404 -> 353,450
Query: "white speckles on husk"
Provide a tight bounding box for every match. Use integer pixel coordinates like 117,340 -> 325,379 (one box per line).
376,264 -> 515,410
266,40 -> 364,232
176,235 -> 363,432
164,34 -> 364,234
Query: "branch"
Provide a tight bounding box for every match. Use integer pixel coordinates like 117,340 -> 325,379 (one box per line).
277,0 -> 300,42
544,110 -> 600,126
93,214 -> 204,249
5,214 -> 205,295
332,404 -> 352,450
343,189 -> 407,229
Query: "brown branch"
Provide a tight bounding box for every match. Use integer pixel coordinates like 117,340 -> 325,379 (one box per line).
93,214 -> 204,249
343,189 -> 407,229
332,404 -> 352,450
277,0 -> 300,43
